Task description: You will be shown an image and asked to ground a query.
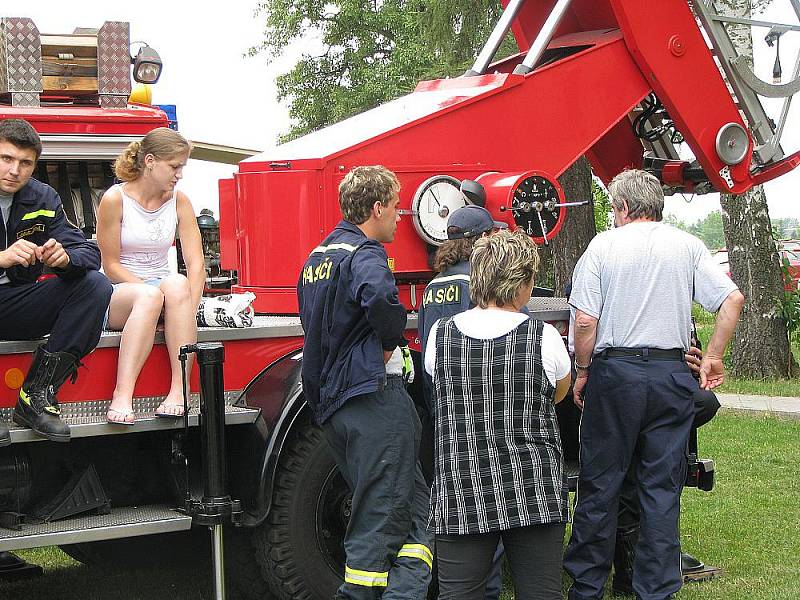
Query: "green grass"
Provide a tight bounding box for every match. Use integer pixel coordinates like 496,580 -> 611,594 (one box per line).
1,546 -> 210,599
692,306 -> 800,396
510,413 -> 799,599
3,414 -> 798,600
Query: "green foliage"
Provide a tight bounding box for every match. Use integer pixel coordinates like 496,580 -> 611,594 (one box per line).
691,210 -> 726,251
251,0 -> 508,140
777,256 -> 800,355
591,179 -> 611,233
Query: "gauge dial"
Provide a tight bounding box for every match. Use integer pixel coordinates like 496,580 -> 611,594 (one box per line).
511,175 -> 563,242
411,175 -> 468,246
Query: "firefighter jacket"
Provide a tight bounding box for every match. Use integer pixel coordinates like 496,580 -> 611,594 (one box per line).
417,260 -> 472,412
1,177 -> 100,285
298,220 -> 407,424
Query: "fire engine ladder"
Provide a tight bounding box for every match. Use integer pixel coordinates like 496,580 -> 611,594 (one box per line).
465,0 -> 800,171
692,0 -> 800,166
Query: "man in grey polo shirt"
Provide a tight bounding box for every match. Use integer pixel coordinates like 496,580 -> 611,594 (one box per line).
564,169 -> 744,600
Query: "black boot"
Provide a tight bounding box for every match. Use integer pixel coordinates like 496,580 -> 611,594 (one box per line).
0,422 -> 9,447
12,346 -> 79,442
681,551 -> 705,574
611,526 -> 639,596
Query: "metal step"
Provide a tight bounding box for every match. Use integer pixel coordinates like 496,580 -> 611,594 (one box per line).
0,504 -> 192,552
2,393 -> 260,444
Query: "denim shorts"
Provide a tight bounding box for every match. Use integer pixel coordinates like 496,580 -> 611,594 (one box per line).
103,278 -> 163,330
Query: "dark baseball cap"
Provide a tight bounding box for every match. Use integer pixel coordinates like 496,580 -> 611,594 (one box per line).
446,205 -> 507,240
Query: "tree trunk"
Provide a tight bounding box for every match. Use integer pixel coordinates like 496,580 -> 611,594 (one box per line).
720,188 -> 794,377
552,157 -> 595,295
714,0 -> 794,377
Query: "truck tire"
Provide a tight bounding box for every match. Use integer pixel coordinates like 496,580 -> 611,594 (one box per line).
254,421 -> 348,600
225,526 -> 277,600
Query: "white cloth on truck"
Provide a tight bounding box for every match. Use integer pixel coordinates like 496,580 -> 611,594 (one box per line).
197,292 -> 256,327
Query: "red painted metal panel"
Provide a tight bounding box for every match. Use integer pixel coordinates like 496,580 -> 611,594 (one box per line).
0,337 -> 303,409
218,178 -> 238,272
0,105 -> 169,135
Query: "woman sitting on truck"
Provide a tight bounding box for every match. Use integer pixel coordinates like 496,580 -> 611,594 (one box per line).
424,229 -> 571,600
97,127 -> 205,424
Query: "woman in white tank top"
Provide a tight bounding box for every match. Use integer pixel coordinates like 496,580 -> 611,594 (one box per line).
96,128 -> 205,424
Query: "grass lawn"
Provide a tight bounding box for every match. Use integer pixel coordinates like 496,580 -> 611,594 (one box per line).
2,413 -> 798,600
692,306 -> 800,397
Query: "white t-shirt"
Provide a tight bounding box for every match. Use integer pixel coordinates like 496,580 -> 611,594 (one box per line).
115,184 -> 177,281
424,307 -> 571,387
570,221 -> 738,352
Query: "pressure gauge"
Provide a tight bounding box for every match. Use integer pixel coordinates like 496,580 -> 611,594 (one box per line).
411,175 -> 468,245
476,170 -> 566,245
511,175 -> 563,241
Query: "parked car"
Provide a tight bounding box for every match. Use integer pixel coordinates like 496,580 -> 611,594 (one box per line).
712,241 -> 800,291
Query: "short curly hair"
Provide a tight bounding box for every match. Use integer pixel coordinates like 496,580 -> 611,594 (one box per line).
338,166 -> 400,224
470,229 -> 539,308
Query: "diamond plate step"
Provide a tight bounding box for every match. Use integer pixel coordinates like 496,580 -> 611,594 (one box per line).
1,392 -> 260,444
0,504 -> 191,552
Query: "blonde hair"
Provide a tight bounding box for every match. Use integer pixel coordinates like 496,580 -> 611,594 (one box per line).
470,229 -> 539,308
338,165 -> 400,224
114,127 -> 192,182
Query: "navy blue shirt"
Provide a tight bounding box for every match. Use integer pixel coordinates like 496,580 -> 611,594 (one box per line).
297,220 -> 407,424
418,260 -> 472,411
1,177 -> 100,285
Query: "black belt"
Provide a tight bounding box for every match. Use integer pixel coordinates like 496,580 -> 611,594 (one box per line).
597,347 -> 684,361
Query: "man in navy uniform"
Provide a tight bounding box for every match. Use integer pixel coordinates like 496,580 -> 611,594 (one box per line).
297,165 -> 431,599
0,119 -> 112,444
564,169 -> 743,600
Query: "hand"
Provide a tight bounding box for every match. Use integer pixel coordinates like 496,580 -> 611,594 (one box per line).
699,355 -> 725,390
40,238 -> 70,269
0,239 -> 40,268
572,372 -> 588,410
684,345 -> 703,378
383,349 -> 394,364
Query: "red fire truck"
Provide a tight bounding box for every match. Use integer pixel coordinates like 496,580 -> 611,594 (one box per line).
1,1 -> 799,598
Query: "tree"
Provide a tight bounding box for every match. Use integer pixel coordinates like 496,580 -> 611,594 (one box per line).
254,0 -> 596,290
251,0 -> 508,141
713,0 -> 795,377
689,211 -> 726,251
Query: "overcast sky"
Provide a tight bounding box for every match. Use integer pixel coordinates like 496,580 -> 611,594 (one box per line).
9,1 -> 800,223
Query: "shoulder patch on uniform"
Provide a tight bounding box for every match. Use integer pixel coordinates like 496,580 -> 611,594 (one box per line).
16,223 -> 45,239
423,283 -> 463,306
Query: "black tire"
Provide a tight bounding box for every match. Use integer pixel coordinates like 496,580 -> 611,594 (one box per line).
224,526 -> 277,600
253,421 -> 349,600
60,529 -> 209,568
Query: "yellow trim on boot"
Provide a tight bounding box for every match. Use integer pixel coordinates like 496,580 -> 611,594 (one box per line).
19,388 -> 60,415
344,565 -> 389,587
397,543 -> 433,570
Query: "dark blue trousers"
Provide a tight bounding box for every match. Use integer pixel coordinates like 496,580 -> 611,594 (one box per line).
322,376 -> 432,600
564,355 -> 697,600
0,271 -> 112,358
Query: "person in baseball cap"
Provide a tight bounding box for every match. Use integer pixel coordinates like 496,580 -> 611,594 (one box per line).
446,204 -> 508,240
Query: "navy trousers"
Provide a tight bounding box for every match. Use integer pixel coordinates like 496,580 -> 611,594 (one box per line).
322,376 -> 433,600
564,355 -> 697,600
0,272 -> 112,358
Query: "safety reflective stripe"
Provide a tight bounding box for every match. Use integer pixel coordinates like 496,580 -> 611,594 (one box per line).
431,273 -> 470,284
344,565 -> 389,587
21,209 -> 56,220
311,242 -> 358,254
397,543 -> 433,570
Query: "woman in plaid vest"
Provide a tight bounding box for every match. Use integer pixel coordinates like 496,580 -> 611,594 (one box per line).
424,230 -> 572,600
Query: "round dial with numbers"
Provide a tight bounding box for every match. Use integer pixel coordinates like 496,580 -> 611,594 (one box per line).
510,175 -> 564,243
411,175 -> 468,246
